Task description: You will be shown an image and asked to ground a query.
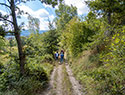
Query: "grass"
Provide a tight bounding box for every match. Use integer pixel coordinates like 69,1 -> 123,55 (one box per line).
70,50 -> 125,95
62,64 -> 73,95
0,46 -> 18,65
53,68 -> 57,89
70,50 -> 99,94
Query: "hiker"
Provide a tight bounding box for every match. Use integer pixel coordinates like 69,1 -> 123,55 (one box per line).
60,50 -> 64,63
55,51 -> 59,60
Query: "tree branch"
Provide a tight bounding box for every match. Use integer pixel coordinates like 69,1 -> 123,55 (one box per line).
15,2 -> 21,6
7,0 -> 11,4
0,17 -> 14,24
0,3 -> 10,8
5,31 -> 15,34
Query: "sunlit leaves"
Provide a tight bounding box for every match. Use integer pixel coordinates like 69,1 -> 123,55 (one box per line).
0,36 -> 5,51
86,0 -> 125,25
40,0 -> 63,7
61,17 -> 93,57
55,3 -> 77,31
27,15 -> 40,34
42,29 -> 59,56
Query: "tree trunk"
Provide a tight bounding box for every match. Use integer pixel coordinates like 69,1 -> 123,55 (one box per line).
107,12 -> 111,25
10,0 -> 25,76
104,12 -> 112,36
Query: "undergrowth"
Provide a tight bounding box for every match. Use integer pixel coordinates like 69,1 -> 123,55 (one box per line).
71,50 -> 125,95
0,59 -> 53,95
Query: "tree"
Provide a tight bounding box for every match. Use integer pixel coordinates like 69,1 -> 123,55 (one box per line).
41,0 -> 63,7
0,0 -> 26,76
0,26 -> 6,37
0,36 -> 5,52
61,17 -> 93,57
27,15 -> 40,34
85,0 -> 125,25
0,0 -> 63,76
43,20 -> 59,58
55,3 -> 77,31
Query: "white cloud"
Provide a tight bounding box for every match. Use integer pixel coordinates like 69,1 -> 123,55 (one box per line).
43,3 -> 53,8
17,1 -> 89,30
39,19 -> 49,30
18,5 -> 49,18
0,9 -> 13,30
17,5 -> 55,30
64,0 -> 89,15
49,15 -> 55,21
0,21 -> 3,25
0,10 -> 7,26
0,10 -> 7,15
36,9 -> 49,17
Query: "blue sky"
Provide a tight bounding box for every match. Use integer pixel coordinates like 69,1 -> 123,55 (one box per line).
0,0 -> 89,30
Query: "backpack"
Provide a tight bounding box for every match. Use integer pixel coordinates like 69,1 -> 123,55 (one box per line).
56,53 -> 59,57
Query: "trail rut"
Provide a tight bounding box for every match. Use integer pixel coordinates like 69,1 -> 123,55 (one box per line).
66,64 -> 84,95
42,63 -> 84,95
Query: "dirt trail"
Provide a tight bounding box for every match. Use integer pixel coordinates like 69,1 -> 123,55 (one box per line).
42,63 -> 84,95
40,67 -> 57,95
66,64 -> 84,95
49,67 -> 57,95
56,65 -> 63,95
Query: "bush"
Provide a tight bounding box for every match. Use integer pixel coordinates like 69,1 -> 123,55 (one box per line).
0,61 -> 20,91
61,17 -> 93,58
0,57 -> 53,95
25,63 -> 48,83
71,48 -> 124,95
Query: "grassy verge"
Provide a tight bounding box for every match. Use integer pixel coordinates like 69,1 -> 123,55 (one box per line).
70,50 -> 124,95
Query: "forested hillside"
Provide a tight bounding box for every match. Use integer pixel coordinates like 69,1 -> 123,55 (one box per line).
0,0 -> 124,95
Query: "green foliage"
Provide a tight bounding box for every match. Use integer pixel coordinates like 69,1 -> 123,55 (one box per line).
100,27 -> 125,65
71,50 -> 125,95
86,0 -> 124,14
86,0 -> 125,25
41,54 -> 54,62
61,17 -> 93,57
85,11 -> 102,33
38,63 -> 53,77
23,34 -> 43,56
0,26 -> 6,37
0,36 -> 5,51
41,0 -> 63,7
23,30 -> 58,61
58,1 -> 124,95
0,0 -> 124,94
0,61 -> 20,91
0,30 -> 54,95
0,56 -> 53,95
70,24 -> 125,95
68,10 -> 124,95
0,89 -> 18,95
55,3 -> 77,36
27,15 -> 40,34
26,56 -> 53,77
42,29 -> 59,56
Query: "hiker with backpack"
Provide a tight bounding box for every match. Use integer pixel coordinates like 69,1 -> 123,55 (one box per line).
60,50 -> 64,63
55,51 -> 59,60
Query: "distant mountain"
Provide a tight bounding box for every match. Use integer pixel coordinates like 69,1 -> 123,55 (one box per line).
5,30 -> 47,38
21,30 -> 47,36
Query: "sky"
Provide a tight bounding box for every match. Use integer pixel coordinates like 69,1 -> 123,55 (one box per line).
0,0 -> 89,30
